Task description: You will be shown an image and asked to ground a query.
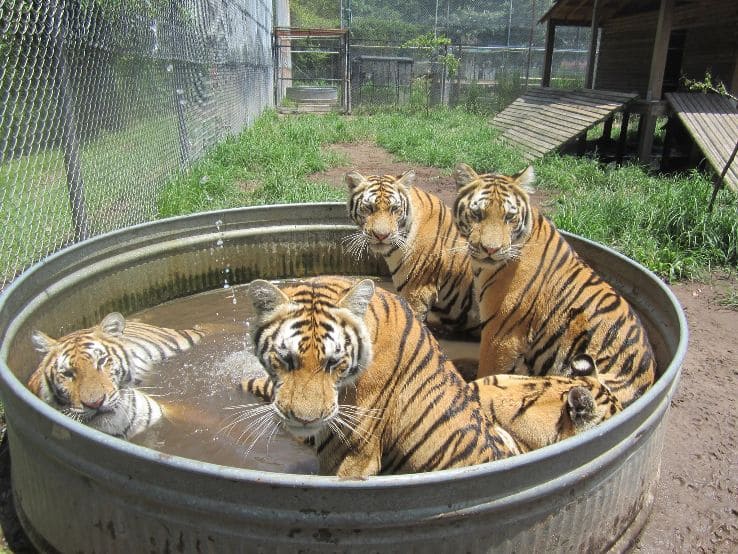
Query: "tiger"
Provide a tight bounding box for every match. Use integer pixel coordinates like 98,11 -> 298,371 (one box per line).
238,276 -> 516,477
472,354 -> 622,453
344,170 -> 479,334
28,312 -> 211,439
452,162 -> 657,407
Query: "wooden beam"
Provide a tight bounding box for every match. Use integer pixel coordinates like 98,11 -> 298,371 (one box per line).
645,0 -> 674,101
542,19 -> 556,87
638,0 -> 674,162
585,0 -> 601,89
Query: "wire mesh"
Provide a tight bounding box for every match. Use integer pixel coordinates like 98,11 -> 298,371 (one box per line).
345,0 -> 591,111
0,0 -> 274,288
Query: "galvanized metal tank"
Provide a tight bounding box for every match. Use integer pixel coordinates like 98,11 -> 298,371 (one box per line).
0,203 -> 686,553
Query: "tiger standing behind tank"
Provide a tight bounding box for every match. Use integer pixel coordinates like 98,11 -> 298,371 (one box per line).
472,354 -> 623,453
237,276 -> 515,477
344,170 -> 479,334
452,162 -> 657,407
28,312 -> 212,439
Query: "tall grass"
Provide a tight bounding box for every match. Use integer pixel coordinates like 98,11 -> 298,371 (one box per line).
537,155 -> 738,280
156,108 -> 738,280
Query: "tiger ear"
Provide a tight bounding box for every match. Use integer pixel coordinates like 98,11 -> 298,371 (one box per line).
31,330 -> 57,353
100,312 -> 126,336
339,279 -> 375,320
568,353 -> 598,378
396,169 -> 416,189
247,279 -> 290,316
513,166 -> 536,193
453,163 -> 479,189
344,170 -> 367,192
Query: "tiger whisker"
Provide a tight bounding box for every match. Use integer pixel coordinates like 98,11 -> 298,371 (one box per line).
236,410 -> 277,446
328,419 -> 352,448
242,415 -> 279,458
218,405 -> 274,435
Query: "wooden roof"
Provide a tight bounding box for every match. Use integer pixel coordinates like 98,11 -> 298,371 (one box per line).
540,0 -> 690,26
665,93 -> 738,193
491,88 -> 638,161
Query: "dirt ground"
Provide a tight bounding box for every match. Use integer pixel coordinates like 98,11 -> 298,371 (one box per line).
0,143 -> 735,552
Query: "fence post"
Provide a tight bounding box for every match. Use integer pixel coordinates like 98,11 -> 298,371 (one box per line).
169,1 -> 190,169
51,2 -> 90,242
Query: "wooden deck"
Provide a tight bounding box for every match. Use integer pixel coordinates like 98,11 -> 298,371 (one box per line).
665,92 -> 738,193
491,87 -> 638,161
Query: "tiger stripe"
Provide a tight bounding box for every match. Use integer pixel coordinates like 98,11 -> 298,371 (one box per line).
28,312 -> 210,438
243,276 -> 515,477
345,170 -> 479,333
453,163 -> 657,407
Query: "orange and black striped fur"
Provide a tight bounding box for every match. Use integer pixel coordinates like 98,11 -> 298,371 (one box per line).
453,163 -> 657,407
344,170 -> 479,333
28,312 -> 210,439
472,354 -> 622,453
238,276 -> 516,477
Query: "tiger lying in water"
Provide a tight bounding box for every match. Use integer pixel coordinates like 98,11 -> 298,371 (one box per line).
344,170 -> 479,334
238,277 -> 621,476
28,312 -> 210,439
453,163 -> 657,407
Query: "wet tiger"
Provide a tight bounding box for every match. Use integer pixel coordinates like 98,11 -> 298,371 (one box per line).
453,162 -> 657,407
472,354 -> 622,453
28,312 -> 210,439
344,170 -> 479,334
238,276 -> 515,477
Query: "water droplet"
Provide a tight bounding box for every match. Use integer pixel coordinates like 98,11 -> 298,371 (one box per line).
166,64 -> 173,72
216,239 -> 224,247
215,219 -> 223,229
232,297 -> 238,305
224,267 -> 230,273
200,175 -> 210,185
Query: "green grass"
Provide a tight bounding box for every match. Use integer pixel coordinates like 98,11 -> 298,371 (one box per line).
157,107 -> 737,281
1,116 -> 180,282
537,155 -> 738,280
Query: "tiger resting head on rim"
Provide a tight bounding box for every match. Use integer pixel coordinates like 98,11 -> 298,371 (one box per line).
28,312 -> 210,439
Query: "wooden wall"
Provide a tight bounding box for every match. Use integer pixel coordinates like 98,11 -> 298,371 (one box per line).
593,0 -> 737,97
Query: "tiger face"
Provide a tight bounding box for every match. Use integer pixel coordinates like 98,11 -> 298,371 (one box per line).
453,163 -> 535,265
247,279 -> 375,439
344,170 -> 415,256
28,312 -> 132,422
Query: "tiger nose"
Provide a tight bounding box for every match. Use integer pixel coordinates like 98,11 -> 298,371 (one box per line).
373,231 -> 389,241
485,245 -> 501,255
82,395 -> 105,410
290,411 -> 320,425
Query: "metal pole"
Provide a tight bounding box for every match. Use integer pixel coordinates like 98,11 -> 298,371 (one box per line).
170,1 -> 190,169
708,139 -> 738,212
52,2 -> 90,242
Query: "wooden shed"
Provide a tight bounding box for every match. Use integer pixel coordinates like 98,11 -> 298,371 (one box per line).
539,0 -> 738,163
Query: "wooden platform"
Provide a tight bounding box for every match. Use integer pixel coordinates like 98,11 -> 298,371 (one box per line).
665,92 -> 738,193
491,87 -> 638,161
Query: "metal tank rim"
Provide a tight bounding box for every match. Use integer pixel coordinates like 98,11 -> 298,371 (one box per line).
0,202 -> 688,489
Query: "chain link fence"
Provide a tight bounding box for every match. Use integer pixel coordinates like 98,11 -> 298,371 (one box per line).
0,0 -> 274,289
344,0 -> 590,112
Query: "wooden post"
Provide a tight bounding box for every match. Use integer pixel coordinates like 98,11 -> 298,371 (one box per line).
541,19 -> 556,87
637,0 -> 674,162
585,0 -> 601,89
616,110 -> 630,163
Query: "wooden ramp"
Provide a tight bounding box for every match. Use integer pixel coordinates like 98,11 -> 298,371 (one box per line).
665,92 -> 738,194
491,87 -> 638,161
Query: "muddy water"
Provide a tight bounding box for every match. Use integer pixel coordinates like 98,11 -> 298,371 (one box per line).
129,281 -> 480,473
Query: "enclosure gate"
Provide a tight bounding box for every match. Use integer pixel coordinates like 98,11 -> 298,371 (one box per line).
273,28 -> 349,113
